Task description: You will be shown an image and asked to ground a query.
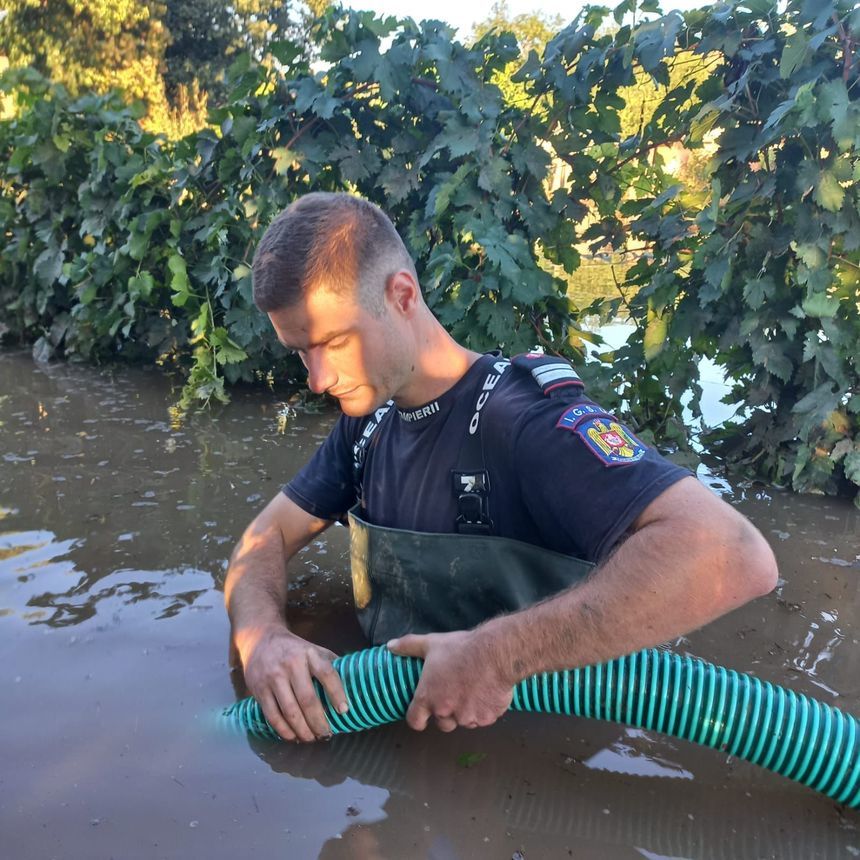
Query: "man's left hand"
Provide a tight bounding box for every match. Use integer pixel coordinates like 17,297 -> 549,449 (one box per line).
386,629 -> 514,733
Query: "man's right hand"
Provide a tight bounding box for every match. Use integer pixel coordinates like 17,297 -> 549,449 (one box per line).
236,623 -> 349,742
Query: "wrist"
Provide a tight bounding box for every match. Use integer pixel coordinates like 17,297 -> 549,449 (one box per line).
233,619 -> 290,666
473,614 -> 526,688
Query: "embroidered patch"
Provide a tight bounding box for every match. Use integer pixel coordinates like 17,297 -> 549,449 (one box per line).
556,403 -> 605,430
573,416 -> 646,466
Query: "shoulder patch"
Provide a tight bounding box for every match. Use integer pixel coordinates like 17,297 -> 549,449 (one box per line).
556,403 -> 605,430
559,413 -> 647,466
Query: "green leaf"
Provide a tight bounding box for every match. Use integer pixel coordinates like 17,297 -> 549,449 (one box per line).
752,342 -> 793,383
794,242 -> 826,268
813,170 -> 845,212
802,292 -> 840,318
128,271 -> 155,301
474,225 -> 530,281
477,157 -> 509,195
475,299 -> 512,345
817,79 -> 849,129
792,382 -> 838,419
780,30 -> 809,78
432,164 -> 473,217
644,307 -> 669,361
379,161 -> 420,204
211,327 -> 248,364
844,451 -> 860,485
34,247 -> 63,287
743,277 -> 775,310
424,118 -> 482,163
268,40 -> 303,67
168,253 -> 191,305
270,147 -> 298,176
703,256 -> 730,294
128,230 -> 148,261
457,752 -> 487,768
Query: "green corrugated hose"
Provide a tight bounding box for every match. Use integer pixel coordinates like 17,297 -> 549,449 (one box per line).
222,645 -> 860,808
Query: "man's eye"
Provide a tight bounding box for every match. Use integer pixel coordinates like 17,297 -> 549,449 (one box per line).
327,338 -> 348,351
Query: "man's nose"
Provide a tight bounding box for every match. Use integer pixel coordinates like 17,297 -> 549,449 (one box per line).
304,349 -> 336,395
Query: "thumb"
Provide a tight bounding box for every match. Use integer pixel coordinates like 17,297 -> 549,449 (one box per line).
386,633 -> 430,658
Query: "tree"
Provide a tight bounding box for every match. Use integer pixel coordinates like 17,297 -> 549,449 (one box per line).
161,0 -> 321,104
0,0 -> 322,127
471,1 -> 563,56
470,1 -> 563,107
0,0 -> 168,106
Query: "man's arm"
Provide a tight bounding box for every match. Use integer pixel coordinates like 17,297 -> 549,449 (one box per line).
224,492 -> 349,741
389,476 -> 779,732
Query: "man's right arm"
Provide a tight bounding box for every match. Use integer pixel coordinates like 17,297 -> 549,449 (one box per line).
224,492 -> 349,742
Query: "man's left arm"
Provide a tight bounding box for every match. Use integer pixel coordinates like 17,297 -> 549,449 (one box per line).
388,476 -> 779,733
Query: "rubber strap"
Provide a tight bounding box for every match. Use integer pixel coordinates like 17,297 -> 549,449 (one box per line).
352,401 -> 395,505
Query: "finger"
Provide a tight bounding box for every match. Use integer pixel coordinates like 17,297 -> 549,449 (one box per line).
405,699 -> 432,731
290,666 -> 334,739
271,678 -> 317,743
386,634 -> 430,658
308,651 -> 349,718
258,689 -> 296,742
435,715 -> 458,733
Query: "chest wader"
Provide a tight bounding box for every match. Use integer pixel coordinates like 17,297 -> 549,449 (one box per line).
348,354 -> 595,645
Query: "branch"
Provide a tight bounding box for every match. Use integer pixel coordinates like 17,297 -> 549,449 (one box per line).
282,117 -> 320,152
834,13 -> 854,83
587,131 -> 687,191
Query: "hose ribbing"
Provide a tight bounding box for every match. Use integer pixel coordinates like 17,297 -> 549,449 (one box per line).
222,646 -> 860,808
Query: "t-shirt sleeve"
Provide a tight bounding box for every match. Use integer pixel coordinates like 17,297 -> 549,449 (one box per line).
513,399 -> 692,562
282,415 -> 361,521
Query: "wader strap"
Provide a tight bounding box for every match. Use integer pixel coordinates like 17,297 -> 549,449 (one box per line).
454,356 -> 511,535
453,352 -> 584,535
352,401 -> 395,504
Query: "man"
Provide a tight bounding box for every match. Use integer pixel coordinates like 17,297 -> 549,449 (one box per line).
224,192 -> 778,743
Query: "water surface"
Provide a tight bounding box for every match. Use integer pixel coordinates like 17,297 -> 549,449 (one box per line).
1,350 -> 858,859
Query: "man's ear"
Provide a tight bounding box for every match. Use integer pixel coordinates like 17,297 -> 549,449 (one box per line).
385,269 -> 421,317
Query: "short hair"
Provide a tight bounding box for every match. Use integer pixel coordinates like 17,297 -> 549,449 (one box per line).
251,192 -> 418,315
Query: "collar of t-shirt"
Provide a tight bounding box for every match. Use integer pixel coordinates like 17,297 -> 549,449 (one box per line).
394,352 -> 497,432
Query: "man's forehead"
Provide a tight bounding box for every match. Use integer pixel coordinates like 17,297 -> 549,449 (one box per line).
268,288 -> 362,344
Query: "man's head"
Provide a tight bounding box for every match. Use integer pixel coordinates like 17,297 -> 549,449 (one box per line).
252,193 -> 424,416
252,191 -> 417,316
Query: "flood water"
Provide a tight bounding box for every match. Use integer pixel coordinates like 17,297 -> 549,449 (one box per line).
1,348 -> 859,859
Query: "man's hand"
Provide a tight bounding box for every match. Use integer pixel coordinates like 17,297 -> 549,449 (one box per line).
387,629 -> 514,733
236,623 -> 349,742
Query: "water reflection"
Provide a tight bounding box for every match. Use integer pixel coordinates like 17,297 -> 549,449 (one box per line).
246,719 -> 857,859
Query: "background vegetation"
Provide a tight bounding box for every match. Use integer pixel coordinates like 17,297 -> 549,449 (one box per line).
0,0 -> 857,506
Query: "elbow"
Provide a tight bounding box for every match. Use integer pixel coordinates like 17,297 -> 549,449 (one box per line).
746,528 -> 779,599
721,520 -> 779,608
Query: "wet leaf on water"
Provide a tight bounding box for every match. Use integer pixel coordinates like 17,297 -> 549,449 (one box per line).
457,751 -> 487,768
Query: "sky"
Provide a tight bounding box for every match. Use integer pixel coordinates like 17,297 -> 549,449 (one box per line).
346,0 -> 709,39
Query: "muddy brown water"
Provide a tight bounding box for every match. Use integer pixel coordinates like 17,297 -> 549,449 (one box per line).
1,348 -> 859,860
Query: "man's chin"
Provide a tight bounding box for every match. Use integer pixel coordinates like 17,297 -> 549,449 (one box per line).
336,390 -> 386,418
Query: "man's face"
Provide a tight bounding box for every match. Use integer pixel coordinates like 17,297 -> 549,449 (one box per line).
267,286 -> 410,417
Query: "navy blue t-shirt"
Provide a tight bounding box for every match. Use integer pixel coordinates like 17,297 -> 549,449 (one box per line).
284,353 -> 690,563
